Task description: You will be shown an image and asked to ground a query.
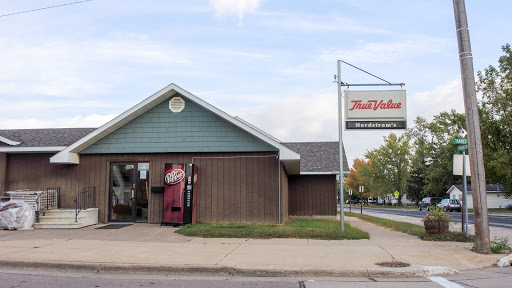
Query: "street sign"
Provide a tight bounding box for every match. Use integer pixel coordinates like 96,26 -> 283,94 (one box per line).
394,191 -> 399,197
453,154 -> 471,176
457,144 -> 468,151
452,138 -> 467,145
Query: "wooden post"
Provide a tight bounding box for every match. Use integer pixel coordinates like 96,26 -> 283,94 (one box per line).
453,0 -> 490,253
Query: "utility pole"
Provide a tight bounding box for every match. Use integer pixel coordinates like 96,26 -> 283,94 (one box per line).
452,0 -> 490,253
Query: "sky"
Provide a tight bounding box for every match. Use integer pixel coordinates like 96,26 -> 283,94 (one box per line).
1,0 -> 511,167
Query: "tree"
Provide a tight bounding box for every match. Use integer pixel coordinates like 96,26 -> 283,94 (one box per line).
345,158 -> 373,201
477,44 -> 512,198
407,117 -> 430,204
364,133 -> 411,205
420,111 -> 466,197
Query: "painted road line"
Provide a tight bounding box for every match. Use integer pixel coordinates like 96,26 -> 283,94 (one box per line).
428,276 -> 463,288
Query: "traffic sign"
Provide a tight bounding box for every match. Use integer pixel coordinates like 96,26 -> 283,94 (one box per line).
394,191 -> 399,197
457,144 -> 468,151
452,138 -> 467,145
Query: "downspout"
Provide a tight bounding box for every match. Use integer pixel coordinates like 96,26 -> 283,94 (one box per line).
278,153 -> 281,224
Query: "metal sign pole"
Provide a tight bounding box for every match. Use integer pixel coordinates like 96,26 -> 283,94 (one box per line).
359,186 -> 363,215
337,60 -> 344,232
349,190 -> 352,213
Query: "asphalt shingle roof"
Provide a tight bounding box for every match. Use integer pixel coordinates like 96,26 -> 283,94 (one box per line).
283,142 -> 349,174
453,184 -> 507,193
0,128 -> 96,147
1,128 -> 348,175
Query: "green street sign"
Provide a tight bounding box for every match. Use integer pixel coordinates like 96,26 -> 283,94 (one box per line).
394,191 -> 399,197
452,138 -> 467,145
457,144 -> 468,151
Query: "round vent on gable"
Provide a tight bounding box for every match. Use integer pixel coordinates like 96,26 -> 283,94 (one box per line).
169,97 -> 185,113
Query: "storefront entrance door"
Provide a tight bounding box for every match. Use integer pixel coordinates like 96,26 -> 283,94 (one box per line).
109,163 -> 149,222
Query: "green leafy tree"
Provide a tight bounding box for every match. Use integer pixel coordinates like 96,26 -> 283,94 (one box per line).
406,117 -> 430,203
477,44 -> 512,198
420,111 -> 466,197
364,133 -> 411,204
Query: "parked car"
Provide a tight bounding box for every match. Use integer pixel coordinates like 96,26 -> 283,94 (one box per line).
367,198 -> 377,204
505,202 -> 512,210
346,199 -> 359,204
418,197 -> 443,211
437,199 -> 461,212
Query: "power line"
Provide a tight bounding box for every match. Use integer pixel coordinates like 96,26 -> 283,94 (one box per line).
0,0 -> 94,18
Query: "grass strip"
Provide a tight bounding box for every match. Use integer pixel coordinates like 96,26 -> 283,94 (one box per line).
344,211 -> 474,242
176,218 -> 369,240
469,208 -> 512,214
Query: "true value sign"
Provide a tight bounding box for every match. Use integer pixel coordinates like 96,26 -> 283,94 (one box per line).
344,90 -> 407,129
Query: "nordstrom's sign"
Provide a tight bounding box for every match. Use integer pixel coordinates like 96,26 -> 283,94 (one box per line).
344,90 -> 407,130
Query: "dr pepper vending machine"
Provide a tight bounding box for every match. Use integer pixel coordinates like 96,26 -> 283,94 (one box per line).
162,163 -> 197,226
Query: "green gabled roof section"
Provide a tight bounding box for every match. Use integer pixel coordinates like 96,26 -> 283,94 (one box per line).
50,84 -> 301,174
80,95 -> 277,154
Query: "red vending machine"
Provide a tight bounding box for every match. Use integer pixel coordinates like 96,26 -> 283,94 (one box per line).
162,163 -> 197,226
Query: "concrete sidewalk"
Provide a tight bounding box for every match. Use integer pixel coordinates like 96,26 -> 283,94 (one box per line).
0,216 -> 503,277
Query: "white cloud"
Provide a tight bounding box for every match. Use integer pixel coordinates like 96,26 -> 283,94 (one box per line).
321,36 -> 450,64
234,91 -> 339,142
209,0 -> 263,22
410,79 -> 464,122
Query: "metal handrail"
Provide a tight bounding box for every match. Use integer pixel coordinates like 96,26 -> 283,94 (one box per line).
35,187 -> 60,222
74,187 -> 96,222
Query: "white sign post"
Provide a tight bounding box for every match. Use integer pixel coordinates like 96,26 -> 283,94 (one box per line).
336,59 -> 406,231
453,138 -> 470,237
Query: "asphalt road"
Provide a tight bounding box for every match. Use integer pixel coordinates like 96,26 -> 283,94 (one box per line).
359,207 -> 512,229
341,205 -> 512,230
1,267 -> 511,288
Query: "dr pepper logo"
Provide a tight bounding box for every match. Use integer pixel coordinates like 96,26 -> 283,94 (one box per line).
164,169 -> 185,185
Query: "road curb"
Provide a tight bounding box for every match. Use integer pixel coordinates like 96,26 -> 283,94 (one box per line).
0,260 -> 460,278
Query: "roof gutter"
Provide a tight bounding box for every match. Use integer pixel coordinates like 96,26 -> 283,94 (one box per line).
0,146 -> 67,153
0,136 -> 21,146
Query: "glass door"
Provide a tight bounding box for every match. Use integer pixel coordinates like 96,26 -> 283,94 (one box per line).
135,163 -> 149,223
110,162 -> 150,222
110,163 -> 136,222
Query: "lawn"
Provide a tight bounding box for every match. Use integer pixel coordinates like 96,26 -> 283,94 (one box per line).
469,208 -> 512,214
176,218 -> 369,240
344,211 -> 474,242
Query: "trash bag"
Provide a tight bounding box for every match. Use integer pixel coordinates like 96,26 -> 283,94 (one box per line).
0,200 -> 35,230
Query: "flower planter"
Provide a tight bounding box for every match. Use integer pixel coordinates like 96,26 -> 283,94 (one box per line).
424,221 -> 449,235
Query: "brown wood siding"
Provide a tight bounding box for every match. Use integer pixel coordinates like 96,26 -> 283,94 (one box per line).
279,162 -> 289,223
5,152 -> 280,224
288,175 -> 336,216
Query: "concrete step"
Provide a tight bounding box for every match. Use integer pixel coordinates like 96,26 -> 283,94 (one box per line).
33,222 -> 82,229
35,208 -> 99,229
42,209 -> 77,217
37,215 -> 85,224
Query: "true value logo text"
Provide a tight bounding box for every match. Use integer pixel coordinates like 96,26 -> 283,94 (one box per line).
348,99 -> 402,111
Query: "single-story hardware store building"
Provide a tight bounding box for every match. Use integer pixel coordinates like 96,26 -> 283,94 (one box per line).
0,84 -> 348,224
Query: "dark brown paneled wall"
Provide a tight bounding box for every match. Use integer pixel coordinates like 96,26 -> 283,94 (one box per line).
5,152 -> 280,224
288,175 -> 336,216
